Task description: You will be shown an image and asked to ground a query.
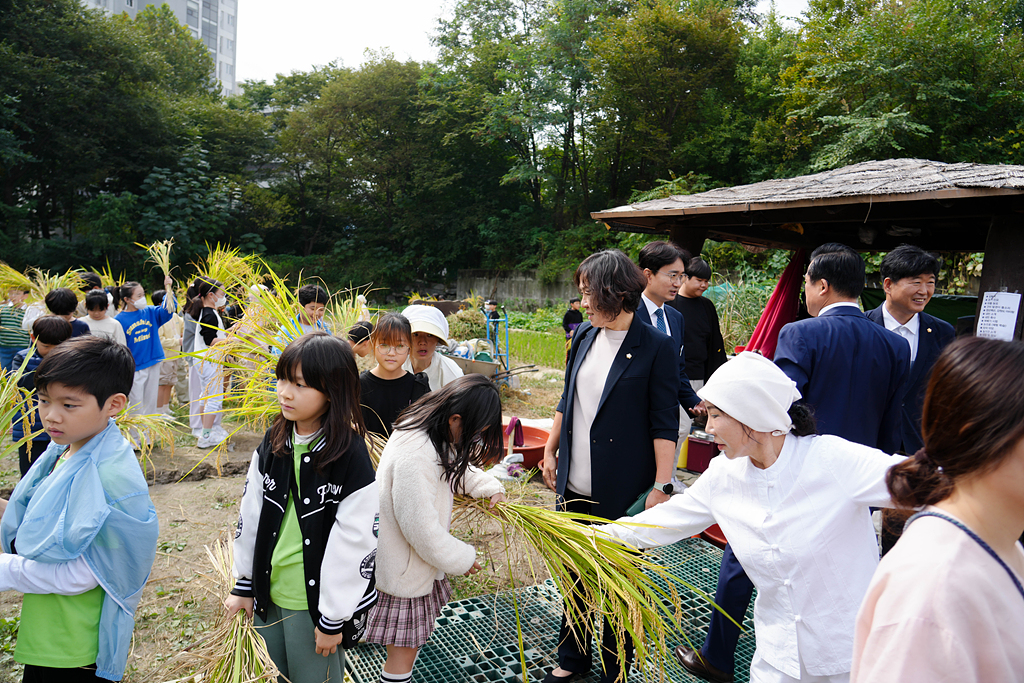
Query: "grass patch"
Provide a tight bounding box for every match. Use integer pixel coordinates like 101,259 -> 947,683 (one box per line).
509,330 -> 565,369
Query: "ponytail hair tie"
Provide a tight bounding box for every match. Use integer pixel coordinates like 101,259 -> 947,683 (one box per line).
915,448 -> 945,474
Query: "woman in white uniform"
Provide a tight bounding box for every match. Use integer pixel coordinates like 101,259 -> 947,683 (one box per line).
600,352 -> 905,683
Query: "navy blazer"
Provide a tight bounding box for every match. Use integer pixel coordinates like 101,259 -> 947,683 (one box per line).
634,302 -> 702,410
865,305 -> 955,454
555,314 -> 679,520
775,305 -> 911,453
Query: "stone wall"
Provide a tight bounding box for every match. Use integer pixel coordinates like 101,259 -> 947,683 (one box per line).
457,270 -> 577,307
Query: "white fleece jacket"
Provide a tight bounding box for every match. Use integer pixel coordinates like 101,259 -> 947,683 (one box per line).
375,428 -> 504,598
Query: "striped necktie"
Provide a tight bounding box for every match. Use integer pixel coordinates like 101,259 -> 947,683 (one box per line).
655,308 -> 667,333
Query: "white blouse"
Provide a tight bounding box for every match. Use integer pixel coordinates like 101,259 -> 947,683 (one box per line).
603,434 -> 905,679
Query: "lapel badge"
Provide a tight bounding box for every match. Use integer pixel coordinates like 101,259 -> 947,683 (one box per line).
926,328 -> 932,333
626,353 -> 632,360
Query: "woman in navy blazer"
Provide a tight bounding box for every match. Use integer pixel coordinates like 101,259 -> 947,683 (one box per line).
540,249 -> 679,683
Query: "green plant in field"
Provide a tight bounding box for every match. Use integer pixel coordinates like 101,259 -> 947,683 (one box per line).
509,330 -> 565,368
506,307 -> 564,333
717,282 -> 773,352
0,615 -> 20,662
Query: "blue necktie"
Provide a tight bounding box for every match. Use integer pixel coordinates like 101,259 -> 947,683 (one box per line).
655,308 -> 666,334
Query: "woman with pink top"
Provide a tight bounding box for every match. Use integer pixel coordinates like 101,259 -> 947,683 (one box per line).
852,336 -> 1024,683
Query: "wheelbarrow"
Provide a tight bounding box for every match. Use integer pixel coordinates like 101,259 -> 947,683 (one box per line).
444,355 -> 537,387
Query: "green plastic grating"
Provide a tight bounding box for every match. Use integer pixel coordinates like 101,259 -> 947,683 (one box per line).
345,538 -> 756,683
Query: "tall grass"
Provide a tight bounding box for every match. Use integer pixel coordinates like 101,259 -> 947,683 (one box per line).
716,283 -> 772,352
509,330 -> 565,369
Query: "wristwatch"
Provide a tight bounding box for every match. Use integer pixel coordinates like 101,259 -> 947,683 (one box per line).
653,480 -> 674,495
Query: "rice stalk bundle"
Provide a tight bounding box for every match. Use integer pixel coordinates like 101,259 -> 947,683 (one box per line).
323,283 -> 376,336
115,410 -> 179,476
454,497 -> 703,683
27,267 -> 85,302
96,262 -> 122,289
0,262 -> 34,298
185,266 -> 374,436
0,354 -> 42,463
162,540 -> 282,683
137,239 -> 174,278
193,243 -> 262,287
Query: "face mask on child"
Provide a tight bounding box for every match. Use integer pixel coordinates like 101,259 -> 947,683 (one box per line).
215,295 -> 227,308
133,295 -> 146,309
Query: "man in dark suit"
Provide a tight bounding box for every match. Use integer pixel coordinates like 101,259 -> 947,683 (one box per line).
866,245 -> 955,553
775,243 -> 911,453
676,243 -> 911,683
635,241 -> 705,466
865,245 -> 955,454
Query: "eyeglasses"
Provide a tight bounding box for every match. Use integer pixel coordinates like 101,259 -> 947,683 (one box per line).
658,270 -> 686,283
377,343 -> 409,354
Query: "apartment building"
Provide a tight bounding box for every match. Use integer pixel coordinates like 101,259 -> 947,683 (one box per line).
80,0 -> 238,96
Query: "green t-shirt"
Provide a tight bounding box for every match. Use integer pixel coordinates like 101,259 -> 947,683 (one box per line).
268,435 -> 319,611
15,458 -> 106,668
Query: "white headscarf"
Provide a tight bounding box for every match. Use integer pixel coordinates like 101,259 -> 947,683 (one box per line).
697,351 -> 802,435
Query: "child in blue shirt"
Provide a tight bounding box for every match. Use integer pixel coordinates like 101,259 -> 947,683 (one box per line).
115,276 -> 176,435
0,336 -> 159,682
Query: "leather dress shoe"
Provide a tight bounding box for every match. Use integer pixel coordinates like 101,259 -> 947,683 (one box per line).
674,645 -> 734,683
541,666 -> 589,683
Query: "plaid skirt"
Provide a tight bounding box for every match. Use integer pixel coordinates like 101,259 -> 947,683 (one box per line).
363,578 -> 453,649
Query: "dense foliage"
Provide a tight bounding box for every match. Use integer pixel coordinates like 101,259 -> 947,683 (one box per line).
2,0 -> 1019,291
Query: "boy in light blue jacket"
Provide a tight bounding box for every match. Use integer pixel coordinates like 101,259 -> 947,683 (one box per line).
0,336 -> 159,682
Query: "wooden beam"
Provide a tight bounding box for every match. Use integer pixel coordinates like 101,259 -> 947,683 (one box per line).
669,226 -> 707,258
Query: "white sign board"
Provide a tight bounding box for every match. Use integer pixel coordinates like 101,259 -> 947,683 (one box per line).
976,291 -> 1022,341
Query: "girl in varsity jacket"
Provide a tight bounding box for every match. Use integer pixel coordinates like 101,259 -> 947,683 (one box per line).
226,333 -> 378,683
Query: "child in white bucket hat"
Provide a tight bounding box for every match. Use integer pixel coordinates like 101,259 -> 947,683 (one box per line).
401,305 -> 464,392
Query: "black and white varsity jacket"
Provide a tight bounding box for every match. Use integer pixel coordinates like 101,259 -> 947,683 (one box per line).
231,428 -> 379,646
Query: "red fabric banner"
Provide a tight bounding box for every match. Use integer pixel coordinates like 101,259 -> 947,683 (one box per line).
744,249 -> 806,360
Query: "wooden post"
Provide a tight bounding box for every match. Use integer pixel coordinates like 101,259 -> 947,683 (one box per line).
974,215 -> 1024,340
669,225 -> 708,259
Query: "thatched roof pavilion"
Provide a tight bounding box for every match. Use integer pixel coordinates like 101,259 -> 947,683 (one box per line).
591,159 -> 1024,338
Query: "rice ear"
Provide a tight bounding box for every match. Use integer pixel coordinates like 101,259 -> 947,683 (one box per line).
137,239 -> 174,278
161,539 -> 282,682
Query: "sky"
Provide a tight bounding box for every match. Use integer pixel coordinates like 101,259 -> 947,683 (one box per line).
235,0 -> 810,85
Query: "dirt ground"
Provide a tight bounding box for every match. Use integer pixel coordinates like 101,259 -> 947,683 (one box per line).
0,365 -> 567,682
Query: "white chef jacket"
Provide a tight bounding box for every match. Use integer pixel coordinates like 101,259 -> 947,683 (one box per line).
603,434 -> 905,679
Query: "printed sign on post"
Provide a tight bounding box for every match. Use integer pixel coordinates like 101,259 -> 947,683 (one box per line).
977,291 -> 1022,341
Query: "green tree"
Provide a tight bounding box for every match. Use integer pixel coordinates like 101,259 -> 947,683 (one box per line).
131,4 -> 218,97
589,0 -> 744,200
778,0 -> 1024,171
137,148 -> 235,257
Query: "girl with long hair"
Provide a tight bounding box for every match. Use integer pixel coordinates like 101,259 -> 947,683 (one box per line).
226,333 -> 379,683
364,374 -> 506,683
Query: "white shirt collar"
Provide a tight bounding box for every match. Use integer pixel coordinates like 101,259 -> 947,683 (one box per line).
817,301 -> 861,316
641,293 -> 671,334
881,302 -> 920,335
881,302 -> 920,362
641,292 -> 665,319
293,427 -> 323,445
